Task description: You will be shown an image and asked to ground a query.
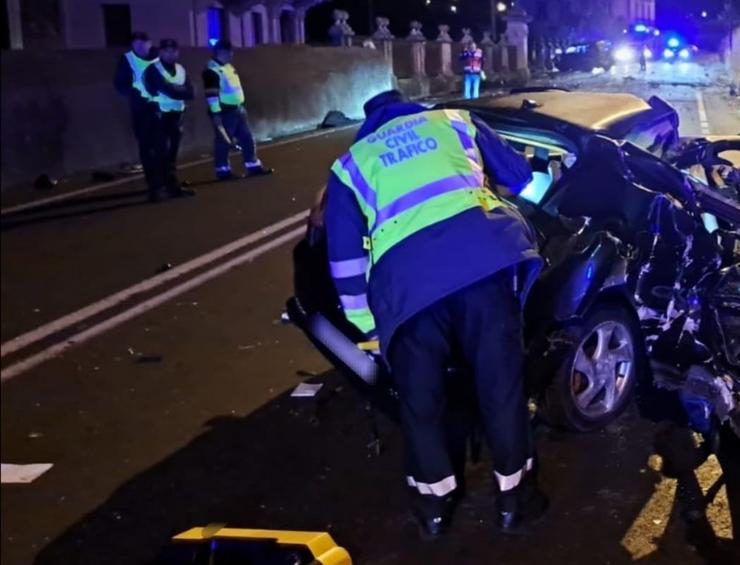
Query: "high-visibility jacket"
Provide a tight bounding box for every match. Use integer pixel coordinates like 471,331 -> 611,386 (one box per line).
154,61 -> 187,112
206,59 -> 245,112
125,50 -> 158,101
330,109 -> 505,334
462,48 -> 483,74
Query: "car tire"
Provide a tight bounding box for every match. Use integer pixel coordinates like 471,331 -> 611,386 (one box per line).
539,303 -> 646,432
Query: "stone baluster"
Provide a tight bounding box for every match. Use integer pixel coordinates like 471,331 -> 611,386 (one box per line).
436,24 -> 453,77
480,30 -> 495,75
373,16 -> 394,65
407,20 -> 426,77
329,9 -> 354,47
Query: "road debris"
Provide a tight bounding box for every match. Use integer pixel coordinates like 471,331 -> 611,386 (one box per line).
291,382 -> 323,398
136,355 -> 163,364
27,432 -> 43,439
1,463 -> 53,484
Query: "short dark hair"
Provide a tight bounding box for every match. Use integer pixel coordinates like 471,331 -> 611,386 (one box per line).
159,38 -> 179,50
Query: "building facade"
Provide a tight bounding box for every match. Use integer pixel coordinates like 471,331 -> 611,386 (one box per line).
2,0 -> 327,50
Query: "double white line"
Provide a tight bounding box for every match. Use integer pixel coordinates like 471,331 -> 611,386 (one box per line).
1,210 -> 308,382
695,91 -> 710,136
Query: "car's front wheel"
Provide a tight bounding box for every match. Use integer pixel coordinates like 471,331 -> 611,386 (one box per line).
540,303 -> 646,432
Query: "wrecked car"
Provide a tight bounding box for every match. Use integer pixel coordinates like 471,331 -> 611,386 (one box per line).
286,89 -> 740,442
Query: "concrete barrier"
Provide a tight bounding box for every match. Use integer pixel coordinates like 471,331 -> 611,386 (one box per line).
0,45 -> 393,188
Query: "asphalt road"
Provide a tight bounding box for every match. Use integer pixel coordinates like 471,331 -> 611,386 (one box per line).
2,63 -> 739,565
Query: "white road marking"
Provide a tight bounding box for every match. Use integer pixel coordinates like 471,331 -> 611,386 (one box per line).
695,91 -> 711,135
0,224 -> 306,382
0,124 -> 356,216
1,210 -> 308,359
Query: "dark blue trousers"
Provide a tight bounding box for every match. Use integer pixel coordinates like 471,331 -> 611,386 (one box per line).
214,106 -> 258,174
388,270 -> 532,512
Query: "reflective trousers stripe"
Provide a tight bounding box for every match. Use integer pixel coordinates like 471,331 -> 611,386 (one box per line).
407,475 -> 457,497
495,457 -> 534,492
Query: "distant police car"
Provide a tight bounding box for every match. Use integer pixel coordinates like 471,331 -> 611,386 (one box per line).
661,34 -> 694,61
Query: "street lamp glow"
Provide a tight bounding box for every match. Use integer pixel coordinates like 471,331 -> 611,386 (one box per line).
667,37 -> 680,48
701,11 -> 708,18
643,48 -> 653,59
497,2 -> 508,12
450,4 -> 458,13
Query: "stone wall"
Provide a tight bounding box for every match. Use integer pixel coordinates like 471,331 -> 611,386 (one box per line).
0,45 -> 393,188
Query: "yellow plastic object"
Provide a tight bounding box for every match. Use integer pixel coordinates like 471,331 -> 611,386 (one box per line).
357,340 -> 380,352
172,526 -> 352,565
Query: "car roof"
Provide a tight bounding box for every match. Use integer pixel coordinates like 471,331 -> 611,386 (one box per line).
448,91 -> 654,133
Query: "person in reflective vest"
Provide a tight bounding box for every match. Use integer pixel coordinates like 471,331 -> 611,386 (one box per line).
144,38 -> 195,200
460,42 -> 484,99
113,32 -> 163,202
325,90 -> 548,538
202,40 -> 273,180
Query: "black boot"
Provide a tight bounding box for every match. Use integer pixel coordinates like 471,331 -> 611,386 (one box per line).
495,479 -> 549,536
411,492 -> 455,541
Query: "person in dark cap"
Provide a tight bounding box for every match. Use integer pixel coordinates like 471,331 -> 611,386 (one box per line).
113,32 -> 164,202
202,39 -> 272,181
323,89 -> 548,538
144,39 -> 195,200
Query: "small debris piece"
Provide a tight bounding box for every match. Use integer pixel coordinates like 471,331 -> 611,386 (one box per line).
291,382 -> 323,398
27,432 -> 43,439
136,355 -> 163,364
157,263 -> 173,274
238,345 -> 255,350
1,463 -> 53,484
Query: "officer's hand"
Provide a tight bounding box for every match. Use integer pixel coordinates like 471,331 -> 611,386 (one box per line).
211,114 -> 223,129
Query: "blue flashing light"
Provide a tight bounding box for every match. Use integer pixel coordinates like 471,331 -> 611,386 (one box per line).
654,29 -> 661,36
663,48 -> 675,59
679,48 -> 690,59
565,46 -> 577,54
667,37 -> 680,48
634,24 -> 648,33
208,38 -> 219,47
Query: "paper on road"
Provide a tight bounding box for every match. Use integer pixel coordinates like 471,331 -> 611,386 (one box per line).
1,463 -> 53,484
291,382 -> 323,398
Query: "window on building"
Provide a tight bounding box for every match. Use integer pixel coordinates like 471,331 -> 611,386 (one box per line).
207,5 -> 229,45
1,0 -> 10,49
102,4 -> 132,47
280,9 -> 295,44
252,11 -> 263,45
